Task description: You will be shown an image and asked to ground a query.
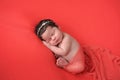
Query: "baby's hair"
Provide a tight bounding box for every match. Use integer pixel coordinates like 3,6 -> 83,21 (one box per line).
34,19 -> 58,40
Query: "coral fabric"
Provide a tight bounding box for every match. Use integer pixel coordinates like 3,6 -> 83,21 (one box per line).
83,46 -> 120,80
0,0 -> 120,80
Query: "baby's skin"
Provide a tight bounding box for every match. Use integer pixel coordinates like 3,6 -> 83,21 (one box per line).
42,26 -> 85,74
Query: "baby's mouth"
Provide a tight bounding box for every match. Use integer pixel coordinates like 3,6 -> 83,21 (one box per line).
55,38 -> 59,43
55,37 -> 61,45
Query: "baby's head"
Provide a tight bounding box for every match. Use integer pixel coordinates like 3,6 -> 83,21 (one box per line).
35,19 -> 63,45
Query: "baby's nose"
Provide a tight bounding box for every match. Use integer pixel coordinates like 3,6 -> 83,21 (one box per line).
52,36 -> 56,41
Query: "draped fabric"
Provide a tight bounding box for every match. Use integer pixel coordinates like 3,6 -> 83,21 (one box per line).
0,0 -> 120,80
83,46 -> 120,80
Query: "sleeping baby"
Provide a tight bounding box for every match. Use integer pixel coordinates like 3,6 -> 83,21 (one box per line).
34,19 -> 85,74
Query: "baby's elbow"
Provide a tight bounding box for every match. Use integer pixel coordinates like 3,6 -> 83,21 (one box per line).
63,50 -> 70,56
59,50 -> 68,56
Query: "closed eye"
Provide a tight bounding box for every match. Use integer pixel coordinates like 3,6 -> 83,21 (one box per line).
51,30 -> 55,36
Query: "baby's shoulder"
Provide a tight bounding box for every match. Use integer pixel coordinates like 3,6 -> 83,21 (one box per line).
63,33 -> 71,39
64,33 -> 76,40
63,33 -> 79,45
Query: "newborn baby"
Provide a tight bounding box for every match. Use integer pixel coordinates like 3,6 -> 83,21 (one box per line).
35,19 -> 85,74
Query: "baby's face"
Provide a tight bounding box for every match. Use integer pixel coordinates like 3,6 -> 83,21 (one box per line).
41,26 -> 63,46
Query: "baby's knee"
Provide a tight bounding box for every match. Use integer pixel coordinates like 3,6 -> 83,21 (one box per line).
65,63 -> 85,74
73,63 -> 85,73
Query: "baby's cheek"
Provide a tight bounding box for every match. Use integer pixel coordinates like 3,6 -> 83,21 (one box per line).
50,41 -> 55,45
49,41 -> 52,45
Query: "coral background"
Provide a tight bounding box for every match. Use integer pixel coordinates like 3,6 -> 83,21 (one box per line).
0,0 -> 120,80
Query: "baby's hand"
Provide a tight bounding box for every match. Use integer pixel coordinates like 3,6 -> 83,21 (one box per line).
42,41 -> 51,48
56,57 -> 69,68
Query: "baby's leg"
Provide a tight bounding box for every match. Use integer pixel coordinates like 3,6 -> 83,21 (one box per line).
64,48 -> 85,74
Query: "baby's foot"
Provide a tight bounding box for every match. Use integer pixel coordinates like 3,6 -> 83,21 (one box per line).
56,57 -> 69,68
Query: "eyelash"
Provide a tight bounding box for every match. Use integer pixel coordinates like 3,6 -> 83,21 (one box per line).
46,30 -> 55,42
51,33 -> 54,36
51,31 -> 55,36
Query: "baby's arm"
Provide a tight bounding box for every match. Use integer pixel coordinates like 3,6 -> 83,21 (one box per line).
43,41 -> 68,56
42,33 -> 72,56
